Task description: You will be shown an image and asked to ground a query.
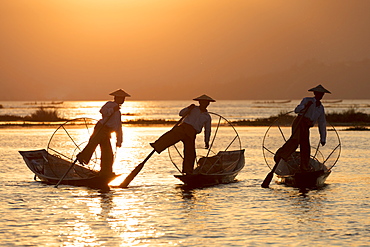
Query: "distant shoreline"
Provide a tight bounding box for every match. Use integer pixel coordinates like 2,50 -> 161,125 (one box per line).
0,119 -> 368,131
1,107 -> 369,130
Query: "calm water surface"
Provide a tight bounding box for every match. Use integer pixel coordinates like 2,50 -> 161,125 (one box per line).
1,100 -> 370,246
1,125 -> 369,246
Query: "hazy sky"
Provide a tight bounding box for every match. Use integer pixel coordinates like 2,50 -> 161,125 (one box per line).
1,0 -> 370,100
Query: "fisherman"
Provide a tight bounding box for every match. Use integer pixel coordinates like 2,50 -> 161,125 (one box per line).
274,85 -> 331,171
77,89 -> 130,176
150,94 -> 215,175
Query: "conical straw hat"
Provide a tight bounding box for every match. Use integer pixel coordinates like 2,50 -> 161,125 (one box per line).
308,85 -> 331,94
109,89 -> 131,97
193,94 -> 216,102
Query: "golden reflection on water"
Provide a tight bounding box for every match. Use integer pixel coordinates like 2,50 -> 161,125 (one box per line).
65,188 -> 169,246
61,101 -> 185,122
3,120 -> 370,246
110,126 -> 158,186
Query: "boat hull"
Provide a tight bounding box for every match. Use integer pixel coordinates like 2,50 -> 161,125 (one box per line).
19,149 -> 118,189
273,152 -> 332,189
276,170 -> 331,188
35,174 -> 118,189
174,172 -> 239,188
174,149 -> 245,188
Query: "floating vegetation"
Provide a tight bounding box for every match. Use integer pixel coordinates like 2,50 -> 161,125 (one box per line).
123,119 -> 177,125
1,108 -> 370,127
0,115 -> 24,121
326,108 -> 370,124
233,109 -> 370,127
25,107 -> 65,121
343,126 -> 370,131
232,111 -> 294,126
0,107 -> 66,122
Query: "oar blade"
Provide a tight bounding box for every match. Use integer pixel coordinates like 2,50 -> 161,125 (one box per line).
261,171 -> 274,188
119,163 -> 144,188
118,150 -> 155,188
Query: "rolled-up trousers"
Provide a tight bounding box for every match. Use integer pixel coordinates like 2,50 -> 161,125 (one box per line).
78,123 -> 114,175
151,123 -> 197,174
274,116 -> 311,169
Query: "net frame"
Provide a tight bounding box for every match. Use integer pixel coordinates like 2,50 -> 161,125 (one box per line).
262,111 -> 341,171
46,118 -> 102,174
168,112 -> 242,174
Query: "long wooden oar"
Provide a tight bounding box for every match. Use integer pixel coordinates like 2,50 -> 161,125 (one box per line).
260,162 -> 279,188
119,107 -> 193,188
55,158 -> 78,188
119,150 -> 155,188
261,104 -> 311,188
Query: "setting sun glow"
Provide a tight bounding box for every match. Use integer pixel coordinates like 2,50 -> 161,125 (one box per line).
1,1 -> 370,100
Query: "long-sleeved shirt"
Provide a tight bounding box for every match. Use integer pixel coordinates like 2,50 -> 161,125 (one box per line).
98,101 -> 123,146
179,106 -> 212,144
294,97 -> 326,143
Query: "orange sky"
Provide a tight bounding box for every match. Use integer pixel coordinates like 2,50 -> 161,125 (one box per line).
1,0 -> 370,100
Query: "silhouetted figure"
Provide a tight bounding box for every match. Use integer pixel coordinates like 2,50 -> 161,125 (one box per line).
274,85 -> 331,171
77,89 -> 130,176
150,94 -> 216,174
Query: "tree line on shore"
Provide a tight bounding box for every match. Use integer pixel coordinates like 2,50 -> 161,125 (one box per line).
232,108 -> 370,127
0,107 -> 369,129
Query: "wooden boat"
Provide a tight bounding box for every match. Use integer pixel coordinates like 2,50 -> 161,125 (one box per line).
274,152 -> 331,188
174,149 -> 245,188
19,149 -> 118,189
253,100 -> 291,104
262,112 -> 341,189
